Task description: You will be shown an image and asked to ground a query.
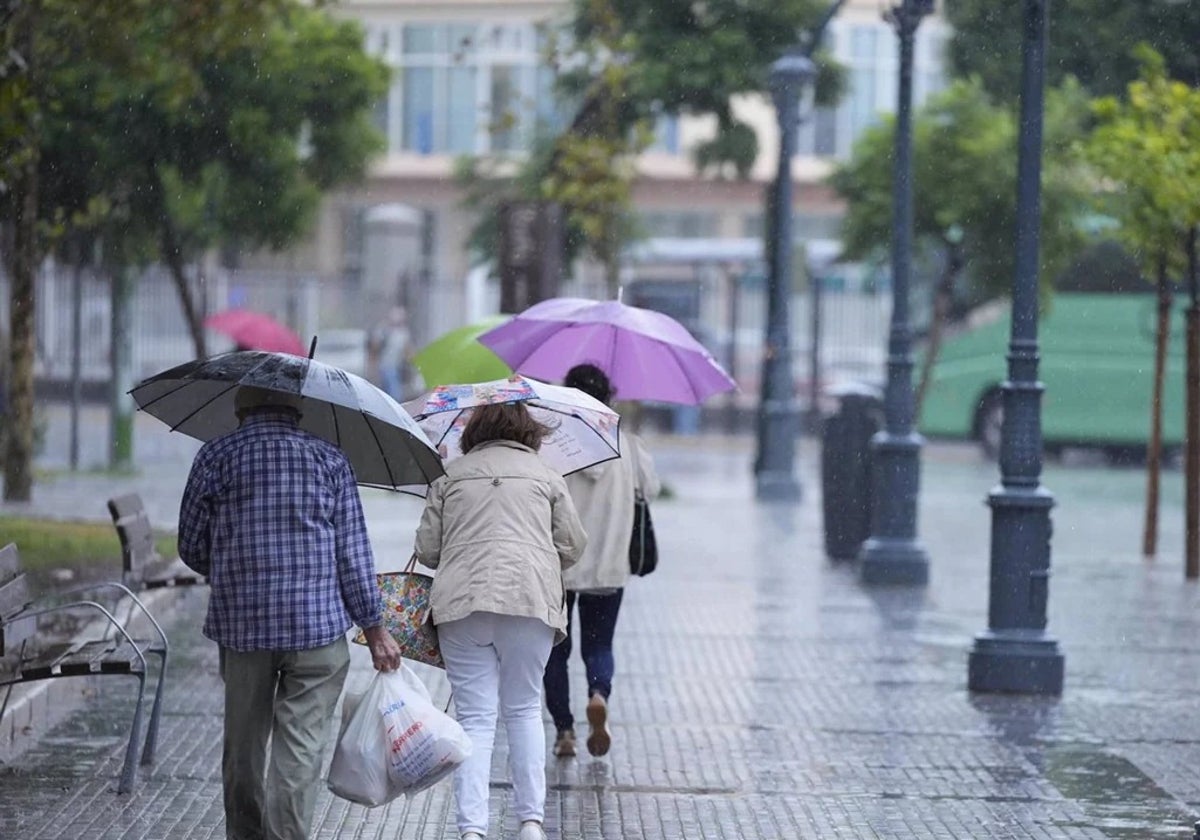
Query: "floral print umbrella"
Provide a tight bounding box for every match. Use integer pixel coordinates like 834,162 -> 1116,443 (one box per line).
403,375 -> 621,479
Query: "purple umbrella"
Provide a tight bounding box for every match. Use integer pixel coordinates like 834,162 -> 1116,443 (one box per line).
478,297 -> 736,405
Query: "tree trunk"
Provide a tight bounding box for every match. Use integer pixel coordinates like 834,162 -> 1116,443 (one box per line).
1186,227 -> 1199,580
152,169 -> 207,358
1143,255 -> 1171,559
3,1 -> 37,502
603,213 -> 621,300
914,241 -> 963,418
108,264 -> 135,470
4,150 -> 37,502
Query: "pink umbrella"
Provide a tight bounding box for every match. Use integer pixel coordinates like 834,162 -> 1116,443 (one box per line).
204,309 -> 306,356
478,297 -> 736,405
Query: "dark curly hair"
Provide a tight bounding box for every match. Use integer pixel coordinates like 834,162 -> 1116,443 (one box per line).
459,402 -> 553,454
563,363 -> 614,406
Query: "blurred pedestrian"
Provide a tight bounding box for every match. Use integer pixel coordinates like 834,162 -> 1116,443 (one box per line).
414,402 -> 587,840
371,305 -> 412,400
544,363 -> 660,759
178,385 -> 402,840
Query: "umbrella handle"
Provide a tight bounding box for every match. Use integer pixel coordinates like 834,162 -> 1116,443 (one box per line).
308,336 -> 318,359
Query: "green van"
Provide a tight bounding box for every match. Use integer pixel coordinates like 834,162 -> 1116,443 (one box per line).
919,292 -> 1188,459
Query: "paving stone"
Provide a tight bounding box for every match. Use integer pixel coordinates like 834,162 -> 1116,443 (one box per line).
3,421 -> 1200,837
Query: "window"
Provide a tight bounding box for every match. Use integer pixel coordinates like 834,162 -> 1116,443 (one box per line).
812,107 -> 838,157
363,21 -> 566,156
800,19 -> 947,161
639,212 -> 718,239
646,114 -> 681,155
848,26 -> 882,142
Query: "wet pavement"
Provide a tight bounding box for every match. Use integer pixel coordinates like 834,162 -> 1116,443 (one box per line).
2,402 -> 1200,837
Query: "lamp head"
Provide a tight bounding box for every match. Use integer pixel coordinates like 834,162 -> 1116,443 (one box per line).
769,51 -> 817,97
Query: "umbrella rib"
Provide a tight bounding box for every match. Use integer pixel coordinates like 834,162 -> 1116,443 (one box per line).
527,402 -> 622,457
166,382 -> 242,433
148,353 -> 300,432
361,413 -> 400,490
158,350 -> 284,432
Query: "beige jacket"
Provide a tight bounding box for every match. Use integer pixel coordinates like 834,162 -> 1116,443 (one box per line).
562,431 -> 660,592
414,440 -> 587,641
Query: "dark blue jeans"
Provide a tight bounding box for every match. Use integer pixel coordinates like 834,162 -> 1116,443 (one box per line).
543,589 -> 624,732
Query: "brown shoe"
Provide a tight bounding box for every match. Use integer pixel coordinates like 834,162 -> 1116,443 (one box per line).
553,727 -> 577,758
585,694 -> 611,757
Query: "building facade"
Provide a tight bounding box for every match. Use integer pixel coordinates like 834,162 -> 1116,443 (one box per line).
281,0 -> 949,344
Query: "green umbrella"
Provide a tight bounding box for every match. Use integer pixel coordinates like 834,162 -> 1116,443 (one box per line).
412,316 -> 513,387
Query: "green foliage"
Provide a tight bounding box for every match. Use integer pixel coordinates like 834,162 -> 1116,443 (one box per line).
1084,48 -> 1200,279
830,78 -> 1092,301
34,2 -> 387,262
946,0 -> 1200,102
567,0 -> 841,175
458,0 -> 842,282
0,514 -> 176,578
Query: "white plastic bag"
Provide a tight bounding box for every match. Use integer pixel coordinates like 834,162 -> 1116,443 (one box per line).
327,666 -> 471,807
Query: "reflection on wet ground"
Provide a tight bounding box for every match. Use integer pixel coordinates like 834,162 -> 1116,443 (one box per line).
2,437 -> 1200,837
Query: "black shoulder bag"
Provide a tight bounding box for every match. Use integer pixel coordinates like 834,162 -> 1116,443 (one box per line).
629,491 -> 658,576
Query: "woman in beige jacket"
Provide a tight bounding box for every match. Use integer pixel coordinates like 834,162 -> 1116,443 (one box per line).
543,364 -> 661,760
415,402 -> 586,840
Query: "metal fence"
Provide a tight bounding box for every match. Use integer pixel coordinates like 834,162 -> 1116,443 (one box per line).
0,261 -> 346,387
1,256 -> 903,415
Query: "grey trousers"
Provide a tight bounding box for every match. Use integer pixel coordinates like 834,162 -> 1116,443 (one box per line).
220,637 -> 350,840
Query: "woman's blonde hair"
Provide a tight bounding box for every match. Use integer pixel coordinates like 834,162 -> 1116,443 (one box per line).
460,402 -> 553,454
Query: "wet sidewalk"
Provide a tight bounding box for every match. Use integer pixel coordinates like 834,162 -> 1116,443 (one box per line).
3,416 -> 1200,838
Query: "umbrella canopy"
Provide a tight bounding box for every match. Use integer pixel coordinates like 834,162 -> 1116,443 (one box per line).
131,351 -> 444,492
204,309 -> 307,356
478,297 -> 736,405
412,317 -> 512,387
403,375 -> 620,477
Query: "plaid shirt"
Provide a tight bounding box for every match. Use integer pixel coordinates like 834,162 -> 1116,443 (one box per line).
178,411 -> 382,652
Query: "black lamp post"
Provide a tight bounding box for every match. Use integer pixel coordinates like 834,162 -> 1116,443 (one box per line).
968,0 -> 1064,694
754,50 -> 816,502
858,0 -> 932,585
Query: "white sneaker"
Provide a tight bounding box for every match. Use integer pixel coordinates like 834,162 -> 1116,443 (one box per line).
461,833 -> 485,840
517,821 -> 547,840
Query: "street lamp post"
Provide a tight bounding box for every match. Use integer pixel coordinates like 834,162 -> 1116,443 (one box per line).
968,0 -> 1064,695
754,50 -> 816,501
858,0 -> 932,585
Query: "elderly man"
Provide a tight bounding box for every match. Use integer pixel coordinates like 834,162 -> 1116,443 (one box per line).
179,385 -> 401,840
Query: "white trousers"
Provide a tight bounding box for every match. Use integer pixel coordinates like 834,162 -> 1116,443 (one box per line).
439,612 -> 556,837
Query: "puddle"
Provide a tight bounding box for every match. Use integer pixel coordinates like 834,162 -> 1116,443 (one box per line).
1045,746 -> 1195,838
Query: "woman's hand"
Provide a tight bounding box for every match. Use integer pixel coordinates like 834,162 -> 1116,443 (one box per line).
361,625 -> 403,672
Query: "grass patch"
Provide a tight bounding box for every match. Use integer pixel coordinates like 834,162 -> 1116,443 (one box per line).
0,515 -> 176,577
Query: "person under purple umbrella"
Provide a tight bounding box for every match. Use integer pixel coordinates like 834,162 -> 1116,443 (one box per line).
542,363 -> 661,759
478,297 -> 736,406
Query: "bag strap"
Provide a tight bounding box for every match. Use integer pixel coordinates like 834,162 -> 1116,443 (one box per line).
403,553 -> 418,574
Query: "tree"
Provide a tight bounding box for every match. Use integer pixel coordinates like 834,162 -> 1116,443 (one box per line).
946,0 -> 1200,102
457,0 -> 844,295
563,0 -> 843,178
1085,48 -> 1200,565
0,0 -> 384,493
38,2 -> 387,358
830,78 -> 1092,414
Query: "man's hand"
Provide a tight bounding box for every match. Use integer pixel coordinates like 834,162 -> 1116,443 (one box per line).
361,625 -> 402,672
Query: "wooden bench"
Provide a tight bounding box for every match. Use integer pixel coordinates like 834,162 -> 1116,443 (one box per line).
107,493 -> 204,590
0,542 -> 169,794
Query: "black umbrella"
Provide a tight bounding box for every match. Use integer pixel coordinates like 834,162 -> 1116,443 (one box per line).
131,351 -> 445,492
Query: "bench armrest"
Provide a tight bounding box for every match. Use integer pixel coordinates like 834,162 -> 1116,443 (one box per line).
11,599 -> 150,673
28,582 -> 169,656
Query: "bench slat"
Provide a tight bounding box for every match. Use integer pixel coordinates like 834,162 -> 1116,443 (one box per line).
0,574 -> 32,620
19,642 -> 83,680
19,640 -> 149,679
108,493 -> 203,588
